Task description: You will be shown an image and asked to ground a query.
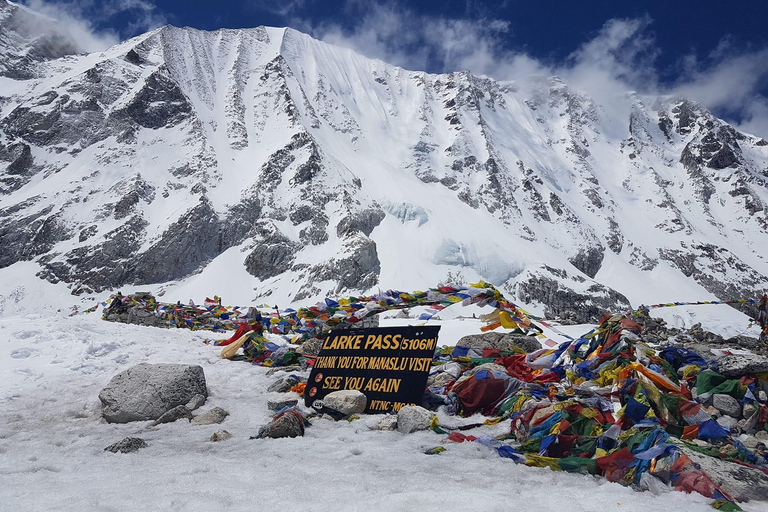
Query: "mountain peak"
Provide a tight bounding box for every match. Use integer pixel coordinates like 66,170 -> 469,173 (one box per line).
0,19 -> 767,323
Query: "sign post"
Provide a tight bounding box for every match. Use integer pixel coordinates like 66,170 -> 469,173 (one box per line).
304,326 -> 441,414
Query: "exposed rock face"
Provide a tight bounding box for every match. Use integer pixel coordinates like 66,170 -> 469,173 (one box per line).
99,363 -> 208,423
133,200 -> 221,284
516,268 -> 632,323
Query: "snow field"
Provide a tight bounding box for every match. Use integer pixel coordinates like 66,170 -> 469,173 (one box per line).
2,310 -> 766,512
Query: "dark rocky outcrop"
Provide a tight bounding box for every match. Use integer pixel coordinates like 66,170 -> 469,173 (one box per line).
133,200 -> 221,284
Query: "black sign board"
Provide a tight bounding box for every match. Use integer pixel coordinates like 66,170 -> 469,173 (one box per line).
304,325 -> 441,414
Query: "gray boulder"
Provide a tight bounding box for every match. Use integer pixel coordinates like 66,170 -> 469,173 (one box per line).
323,390 -> 367,415
397,405 -> 435,434
717,354 -> 768,378
682,449 -> 768,502
256,411 -> 305,439
712,394 -> 742,419
151,405 -> 193,426
267,375 -> 300,393
105,437 -> 148,454
99,363 -> 207,423
191,407 -> 229,425
267,396 -> 299,412
456,332 -> 541,353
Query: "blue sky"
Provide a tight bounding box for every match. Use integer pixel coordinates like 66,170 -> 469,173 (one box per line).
20,0 -> 768,137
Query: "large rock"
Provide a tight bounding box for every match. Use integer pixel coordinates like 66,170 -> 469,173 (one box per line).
397,405 -> 435,434
718,354 -> 768,378
711,394 -> 742,419
99,363 -> 208,423
323,390 -> 367,415
456,332 -> 541,353
682,449 -> 768,502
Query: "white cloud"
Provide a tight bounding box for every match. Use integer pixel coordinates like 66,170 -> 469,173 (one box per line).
293,1 -> 768,138
19,0 -> 166,52
20,0 -> 120,52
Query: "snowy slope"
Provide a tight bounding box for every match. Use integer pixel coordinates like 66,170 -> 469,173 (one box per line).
7,308 -> 768,512
1,1 -> 767,324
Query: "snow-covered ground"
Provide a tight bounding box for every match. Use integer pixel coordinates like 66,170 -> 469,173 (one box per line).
2,298 -> 766,512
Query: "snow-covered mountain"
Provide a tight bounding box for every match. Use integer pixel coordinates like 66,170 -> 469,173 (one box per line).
1,0 -> 767,320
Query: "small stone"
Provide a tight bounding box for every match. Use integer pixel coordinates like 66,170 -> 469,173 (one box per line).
397,405 -> 435,434
759,390 -> 768,403
712,394 -> 742,419
267,375 -> 300,393
151,405 -> 192,426
185,394 -> 206,411
743,403 -> 757,419
267,396 -> 299,412
323,390 -> 367,415
376,415 -> 398,431
701,405 -> 721,418
756,430 -> 768,441
257,411 -> 305,438
209,430 -> 232,442
191,407 -> 229,425
105,437 -> 148,453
